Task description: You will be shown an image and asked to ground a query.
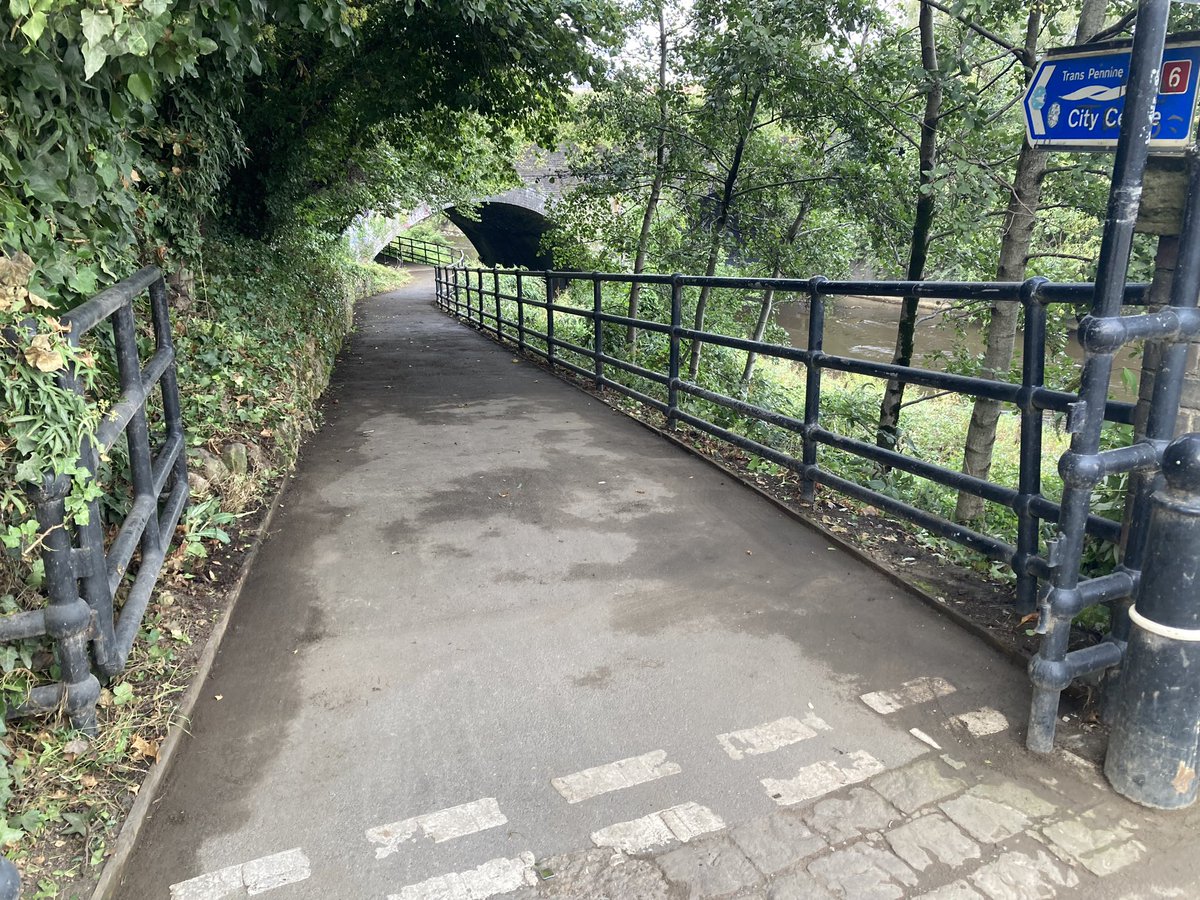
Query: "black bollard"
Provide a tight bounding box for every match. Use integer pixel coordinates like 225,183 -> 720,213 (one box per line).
1105,433 -> 1200,808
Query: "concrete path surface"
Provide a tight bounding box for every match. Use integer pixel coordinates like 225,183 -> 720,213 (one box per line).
116,269 -> 1200,899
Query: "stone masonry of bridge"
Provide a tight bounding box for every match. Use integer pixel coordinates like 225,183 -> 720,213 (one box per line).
114,268 -> 1200,899
349,149 -> 571,269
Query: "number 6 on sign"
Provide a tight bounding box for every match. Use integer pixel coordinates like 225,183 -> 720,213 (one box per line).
1162,60 -> 1191,96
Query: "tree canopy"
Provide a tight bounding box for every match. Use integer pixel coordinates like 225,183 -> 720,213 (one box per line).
1,0 -> 618,307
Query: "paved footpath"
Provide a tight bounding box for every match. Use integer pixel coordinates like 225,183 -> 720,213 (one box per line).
118,269 -> 1200,899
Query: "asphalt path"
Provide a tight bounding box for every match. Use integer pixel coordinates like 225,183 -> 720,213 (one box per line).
116,268 -> 1033,898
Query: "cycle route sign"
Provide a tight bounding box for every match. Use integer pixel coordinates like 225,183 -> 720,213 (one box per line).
1023,41 -> 1200,151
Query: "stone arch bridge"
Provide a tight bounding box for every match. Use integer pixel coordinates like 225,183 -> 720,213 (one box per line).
351,149 -> 571,269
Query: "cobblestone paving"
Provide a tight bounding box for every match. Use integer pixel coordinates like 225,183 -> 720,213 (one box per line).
509,752 -> 1172,900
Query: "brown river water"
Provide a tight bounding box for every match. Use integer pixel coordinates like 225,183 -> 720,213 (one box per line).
770,294 -> 1141,404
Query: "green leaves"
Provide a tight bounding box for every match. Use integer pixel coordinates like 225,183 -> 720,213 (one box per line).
126,72 -> 153,102
79,9 -> 113,47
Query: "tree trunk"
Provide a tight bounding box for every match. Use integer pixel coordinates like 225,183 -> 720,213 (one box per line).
877,0 -> 940,449
688,88 -> 761,381
954,0 -> 1107,523
627,2 -> 670,353
739,202 -> 809,396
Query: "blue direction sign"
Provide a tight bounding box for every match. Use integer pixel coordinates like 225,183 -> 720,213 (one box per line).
1023,41 -> 1200,151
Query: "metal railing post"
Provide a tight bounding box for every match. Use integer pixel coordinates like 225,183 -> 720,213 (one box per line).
667,274 -> 682,429
1015,278 -> 1049,614
593,277 -> 604,388
802,277 -> 828,503
1027,0 -> 1170,754
451,267 -> 459,316
493,268 -> 502,340
1105,433 -> 1200,808
26,476 -> 100,733
113,303 -> 161,560
516,272 -> 526,353
546,277 -> 556,368
472,270 -> 482,333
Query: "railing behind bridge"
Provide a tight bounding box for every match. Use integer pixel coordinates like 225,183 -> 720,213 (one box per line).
1,267 -> 189,735
433,259 -> 1195,757
380,235 -> 465,268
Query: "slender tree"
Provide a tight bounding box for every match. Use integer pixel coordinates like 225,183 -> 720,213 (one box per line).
878,0 -> 942,449
954,0 -> 1108,524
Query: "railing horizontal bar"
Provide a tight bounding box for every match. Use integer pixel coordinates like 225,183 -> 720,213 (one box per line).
553,356 -> 594,381
1027,496 -> 1123,542
599,376 -> 669,413
151,431 -> 184,500
673,409 -> 803,474
670,409 -> 1016,564
104,477 -> 187,677
1078,568 -> 1139,606
158,471 -> 188,553
679,328 -> 812,364
1035,388 -> 1135,424
812,468 -> 1017,563
820,353 -> 1022,404
5,684 -> 67,718
1060,640 -> 1125,680
548,335 -> 596,360
97,346 -> 175,450
595,311 -> 673,334
0,610 -> 46,641
104,494 -> 157,597
61,267 -> 160,336
522,341 -> 550,361
819,352 -> 1134,423
599,354 -> 670,385
452,267 -> 1149,305
813,426 -> 1018,507
677,380 -> 807,434
1097,441 -> 1161,475
547,301 -> 595,318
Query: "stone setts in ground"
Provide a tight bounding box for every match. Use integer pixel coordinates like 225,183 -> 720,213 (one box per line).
511,754 -> 1164,900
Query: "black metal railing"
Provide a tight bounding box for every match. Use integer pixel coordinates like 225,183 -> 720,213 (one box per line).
432,260 -> 1182,749
1,266 -> 189,734
380,235 -> 465,267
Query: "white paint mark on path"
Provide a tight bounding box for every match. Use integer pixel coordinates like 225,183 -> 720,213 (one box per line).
552,749 -> 681,803
762,750 -> 886,805
717,714 -> 831,760
367,798 -> 507,859
910,727 -> 942,749
388,852 -> 537,900
950,707 -> 1009,737
170,848 -> 310,899
591,802 -> 726,852
860,676 -> 956,715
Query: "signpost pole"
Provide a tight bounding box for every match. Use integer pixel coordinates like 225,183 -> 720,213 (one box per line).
1027,0 -> 1172,755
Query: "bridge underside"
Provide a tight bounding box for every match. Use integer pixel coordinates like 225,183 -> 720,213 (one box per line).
445,201 -> 553,269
